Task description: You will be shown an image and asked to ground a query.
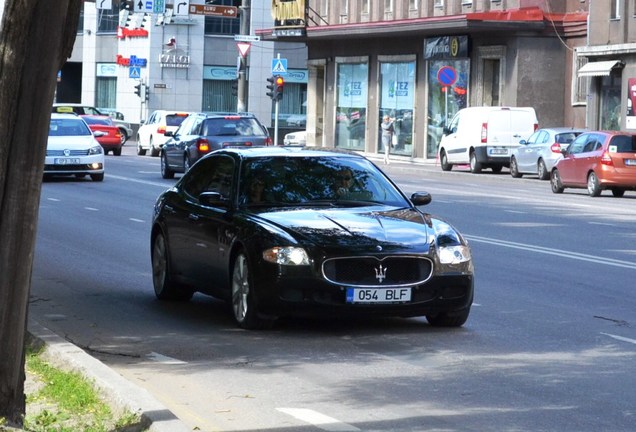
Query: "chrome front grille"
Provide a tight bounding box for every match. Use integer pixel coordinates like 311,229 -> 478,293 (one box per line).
47,149 -> 90,156
322,256 -> 433,287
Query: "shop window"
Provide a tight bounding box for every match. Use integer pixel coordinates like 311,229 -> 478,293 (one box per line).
96,77 -> 117,109
203,80 -> 238,112
335,62 -> 369,150
276,83 -> 307,128
599,75 -> 622,130
379,61 -> 416,157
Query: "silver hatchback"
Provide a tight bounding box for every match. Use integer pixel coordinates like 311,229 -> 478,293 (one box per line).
510,127 -> 587,180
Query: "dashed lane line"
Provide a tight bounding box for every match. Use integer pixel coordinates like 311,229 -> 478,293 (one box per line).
276,408 -> 361,432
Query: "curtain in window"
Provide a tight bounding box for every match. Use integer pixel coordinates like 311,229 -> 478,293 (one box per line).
203,80 -> 238,112
96,77 -> 117,109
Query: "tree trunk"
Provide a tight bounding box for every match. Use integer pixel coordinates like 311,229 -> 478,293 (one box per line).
0,0 -> 81,425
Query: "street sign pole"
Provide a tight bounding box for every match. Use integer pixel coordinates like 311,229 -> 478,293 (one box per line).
273,54 -> 281,145
237,0 -> 250,113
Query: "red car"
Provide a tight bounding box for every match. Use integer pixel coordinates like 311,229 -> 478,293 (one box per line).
81,115 -> 123,155
550,131 -> 636,197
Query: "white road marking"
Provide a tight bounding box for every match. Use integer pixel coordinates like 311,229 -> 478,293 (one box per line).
276,408 -> 360,432
465,235 -> 636,270
84,207 -> 99,211
107,174 -> 168,188
147,352 -> 187,365
47,198 -> 61,202
600,333 -> 636,345
129,218 -> 145,223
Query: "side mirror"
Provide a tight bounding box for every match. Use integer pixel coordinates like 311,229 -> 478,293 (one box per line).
410,192 -> 432,206
519,140 -> 528,145
164,130 -> 174,137
199,191 -> 229,208
140,119 -> 146,125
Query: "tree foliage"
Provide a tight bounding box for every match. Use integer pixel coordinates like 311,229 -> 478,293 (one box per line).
0,0 -> 82,426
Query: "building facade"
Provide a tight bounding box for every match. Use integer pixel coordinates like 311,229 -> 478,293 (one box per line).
260,0 -> 589,161
576,0 -> 636,132
54,0 -> 308,140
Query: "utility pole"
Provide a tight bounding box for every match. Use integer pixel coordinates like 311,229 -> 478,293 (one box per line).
237,0 -> 250,113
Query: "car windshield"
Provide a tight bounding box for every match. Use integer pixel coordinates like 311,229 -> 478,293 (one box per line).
238,156 -> 407,207
610,135 -> 636,152
49,119 -> 92,136
203,118 -> 267,137
83,117 -> 113,126
166,114 -> 188,127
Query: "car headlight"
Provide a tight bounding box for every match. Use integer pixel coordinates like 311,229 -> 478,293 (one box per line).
89,145 -> 103,155
263,247 -> 310,265
439,245 -> 471,264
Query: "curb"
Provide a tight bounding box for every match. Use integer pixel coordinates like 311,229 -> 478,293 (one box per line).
27,319 -> 190,432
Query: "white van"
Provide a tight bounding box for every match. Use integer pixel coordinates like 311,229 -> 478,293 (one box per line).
438,106 -> 538,173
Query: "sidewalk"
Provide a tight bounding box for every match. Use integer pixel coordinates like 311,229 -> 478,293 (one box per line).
27,319 -> 191,432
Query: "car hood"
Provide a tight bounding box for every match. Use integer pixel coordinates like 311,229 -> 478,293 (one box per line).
48,135 -> 99,150
254,207 -> 433,253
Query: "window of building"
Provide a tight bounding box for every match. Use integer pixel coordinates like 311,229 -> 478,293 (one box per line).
434,0 -> 444,8
409,0 -> 418,10
97,3 -> 119,33
611,0 -> 620,19
384,0 -> 393,13
572,53 -> 588,105
277,83 -> 307,127
77,3 -> 84,33
362,0 -> 369,14
96,77 -> 116,109
341,0 -> 349,15
320,0 -> 329,18
205,0 -> 240,35
335,62 -> 369,150
203,80 -> 238,112
379,61 -> 416,157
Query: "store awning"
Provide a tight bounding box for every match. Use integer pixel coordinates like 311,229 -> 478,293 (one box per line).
577,60 -> 624,77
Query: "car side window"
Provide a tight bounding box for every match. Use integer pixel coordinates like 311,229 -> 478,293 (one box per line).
582,134 -> 601,153
182,155 -> 235,202
537,131 -> 549,144
610,135 -> 636,152
567,134 -> 588,154
525,131 -> 540,144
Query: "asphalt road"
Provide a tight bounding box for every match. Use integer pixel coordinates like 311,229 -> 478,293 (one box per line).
30,143 -> 636,432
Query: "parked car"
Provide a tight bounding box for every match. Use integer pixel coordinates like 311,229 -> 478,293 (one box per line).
160,112 -> 272,179
52,103 -> 132,144
44,113 -> 105,182
550,131 -> 636,197
151,146 -> 474,329
136,110 -> 191,156
283,130 -> 307,146
510,127 -> 587,179
80,115 -> 124,155
438,106 -> 538,173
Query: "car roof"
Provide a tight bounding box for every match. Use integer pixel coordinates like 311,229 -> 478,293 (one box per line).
51,113 -> 83,120
198,111 -> 258,118
210,146 -> 364,160
539,127 -> 587,133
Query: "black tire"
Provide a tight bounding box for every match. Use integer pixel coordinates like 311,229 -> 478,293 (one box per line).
537,159 -> 549,180
231,252 -> 274,330
611,188 -> 625,198
119,129 -> 128,144
440,150 -> 452,171
152,232 -> 193,301
136,136 -> 147,155
184,154 -> 192,172
587,172 -> 602,197
150,138 -> 160,157
161,152 -> 175,179
426,306 -> 471,327
550,169 -> 564,193
469,152 -> 482,173
90,173 -> 104,182
113,147 -> 122,156
510,157 -> 522,178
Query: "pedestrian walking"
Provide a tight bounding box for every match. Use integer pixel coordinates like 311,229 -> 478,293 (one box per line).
381,115 -> 395,164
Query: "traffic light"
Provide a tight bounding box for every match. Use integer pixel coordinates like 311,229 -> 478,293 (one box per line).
134,83 -> 141,97
231,79 -> 238,96
266,76 -> 276,100
275,76 -> 284,101
144,85 -> 149,102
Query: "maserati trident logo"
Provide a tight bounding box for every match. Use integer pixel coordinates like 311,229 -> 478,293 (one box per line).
375,265 -> 387,283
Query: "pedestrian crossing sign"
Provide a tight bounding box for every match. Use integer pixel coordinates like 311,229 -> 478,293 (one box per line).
129,66 -> 141,79
271,58 -> 287,75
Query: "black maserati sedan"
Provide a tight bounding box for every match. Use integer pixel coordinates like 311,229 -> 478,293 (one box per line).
151,146 -> 474,329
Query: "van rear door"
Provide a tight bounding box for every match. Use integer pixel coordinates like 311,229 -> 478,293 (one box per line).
510,109 -> 538,145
